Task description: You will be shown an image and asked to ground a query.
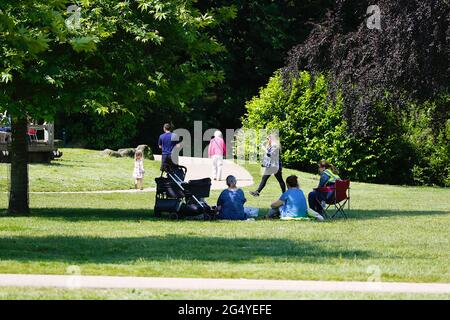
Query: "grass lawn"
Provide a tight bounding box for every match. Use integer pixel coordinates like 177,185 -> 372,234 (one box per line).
0,148 -> 161,192
0,148 -> 449,299
0,287 -> 447,300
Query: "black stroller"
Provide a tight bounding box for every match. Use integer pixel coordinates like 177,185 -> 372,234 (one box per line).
154,164 -> 218,220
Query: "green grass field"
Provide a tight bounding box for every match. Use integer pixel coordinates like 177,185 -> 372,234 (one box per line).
0,148 -> 161,192
0,287 -> 448,300
0,149 -> 449,299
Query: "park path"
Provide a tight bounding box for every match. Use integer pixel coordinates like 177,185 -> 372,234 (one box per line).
30,155 -> 254,194
0,274 -> 449,294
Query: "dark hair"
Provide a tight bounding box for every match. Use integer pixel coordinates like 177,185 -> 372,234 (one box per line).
163,123 -> 172,131
226,175 -> 237,187
286,175 -> 299,188
318,159 -> 339,174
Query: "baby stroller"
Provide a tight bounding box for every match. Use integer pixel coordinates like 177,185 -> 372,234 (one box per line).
154,163 -> 217,220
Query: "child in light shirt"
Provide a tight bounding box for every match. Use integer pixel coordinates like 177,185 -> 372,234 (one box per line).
133,150 -> 145,190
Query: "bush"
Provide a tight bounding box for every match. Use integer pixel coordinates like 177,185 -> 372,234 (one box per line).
405,98 -> 450,187
60,110 -> 138,150
242,71 -> 449,186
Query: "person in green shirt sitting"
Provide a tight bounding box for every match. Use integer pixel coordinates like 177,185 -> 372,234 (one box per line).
308,160 -> 341,214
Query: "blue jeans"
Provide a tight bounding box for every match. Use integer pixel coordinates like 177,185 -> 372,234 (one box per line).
268,207 -> 280,218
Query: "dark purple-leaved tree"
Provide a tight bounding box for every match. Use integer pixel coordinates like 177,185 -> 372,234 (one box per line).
283,0 -> 449,135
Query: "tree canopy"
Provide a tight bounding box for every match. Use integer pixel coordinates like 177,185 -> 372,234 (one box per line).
0,0 -> 233,213
283,0 -> 449,136
1,0 -> 231,119
194,0 -> 334,130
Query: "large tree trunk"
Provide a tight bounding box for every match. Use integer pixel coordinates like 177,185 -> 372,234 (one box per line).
8,115 -> 29,215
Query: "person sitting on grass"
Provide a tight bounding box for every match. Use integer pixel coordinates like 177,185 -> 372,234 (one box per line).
268,175 -> 324,221
308,160 -> 341,214
217,175 -> 258,220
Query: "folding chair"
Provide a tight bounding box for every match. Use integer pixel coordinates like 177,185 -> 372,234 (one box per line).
318,180 -> 351,219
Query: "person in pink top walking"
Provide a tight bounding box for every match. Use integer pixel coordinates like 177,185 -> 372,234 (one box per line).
208,130 -> 227,181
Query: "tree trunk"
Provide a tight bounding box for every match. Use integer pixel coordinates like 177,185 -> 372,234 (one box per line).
8,115 -> 29,215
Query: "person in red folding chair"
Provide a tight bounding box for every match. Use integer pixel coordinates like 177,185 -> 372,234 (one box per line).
308,160 -> 341,216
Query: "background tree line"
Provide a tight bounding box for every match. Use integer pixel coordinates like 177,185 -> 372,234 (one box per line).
244,0 -> 449,186
57,0 -> 334,150
58,0 -> 448,187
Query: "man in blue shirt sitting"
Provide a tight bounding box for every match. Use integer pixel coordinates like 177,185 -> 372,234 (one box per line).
158,123 -> 179,171
268,175 -> 324,221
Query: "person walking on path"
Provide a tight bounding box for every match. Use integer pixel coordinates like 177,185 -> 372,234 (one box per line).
250,134 -> 286,197
208,130 -> 227,181
158,123 -> 179,172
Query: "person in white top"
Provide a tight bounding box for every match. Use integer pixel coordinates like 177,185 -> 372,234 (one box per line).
133,150 -> 145,190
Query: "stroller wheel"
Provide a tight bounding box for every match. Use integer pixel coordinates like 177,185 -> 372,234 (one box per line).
169,212 -> 179,220
154,210 -> 162,218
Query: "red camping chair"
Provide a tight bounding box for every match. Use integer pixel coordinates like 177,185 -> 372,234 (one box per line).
317,180 -> 351,219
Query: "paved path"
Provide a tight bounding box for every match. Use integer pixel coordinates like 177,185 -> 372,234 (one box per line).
29,156 -> 254,194
0,274 -> 449,294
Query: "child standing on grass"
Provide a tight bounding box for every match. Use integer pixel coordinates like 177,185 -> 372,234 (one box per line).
133,150 -> 145,190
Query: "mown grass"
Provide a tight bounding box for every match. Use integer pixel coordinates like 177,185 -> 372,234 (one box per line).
0,287 -> 448,300
0,180 -> 448,283
0,148 -> 160,192
0,149 -> 449,300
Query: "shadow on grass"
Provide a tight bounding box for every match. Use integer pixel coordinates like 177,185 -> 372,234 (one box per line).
29,208 -> 153,222
0,234 -> 374,264
19,207 -> 450,222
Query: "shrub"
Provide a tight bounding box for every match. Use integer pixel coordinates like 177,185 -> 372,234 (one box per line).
406,98 -> 450,187
61,110 -> 138,150
242,71 -> 449,186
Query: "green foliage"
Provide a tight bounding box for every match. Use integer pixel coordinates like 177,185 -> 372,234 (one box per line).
1,0 -> 236,157
0,0 -> 231,120
405,97 -> 450,187
242,71 -> 450,186
193,0 -> 334,129
64,110 -> 138,150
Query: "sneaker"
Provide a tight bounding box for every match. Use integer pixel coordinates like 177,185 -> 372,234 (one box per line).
307,208 -> 325,222
249,191 -> 260,197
